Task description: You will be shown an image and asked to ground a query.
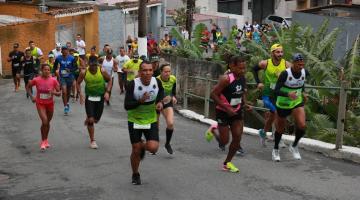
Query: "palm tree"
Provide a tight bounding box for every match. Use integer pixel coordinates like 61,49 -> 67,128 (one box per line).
185,0 -> 196,39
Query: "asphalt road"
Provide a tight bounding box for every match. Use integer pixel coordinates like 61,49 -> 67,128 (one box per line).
0,78 -> 359,200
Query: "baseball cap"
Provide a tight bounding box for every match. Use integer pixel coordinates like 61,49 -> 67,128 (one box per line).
61,46 -> 68,50
48,54 -> 55,58
149,54 -> 160,62
56,42 -> 62,48
292,53 -> 304,62
270,43 -> 283,52
73,53 -> 79,57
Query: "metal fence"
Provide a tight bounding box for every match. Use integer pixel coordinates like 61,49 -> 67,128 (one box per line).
182,74 -> 360,150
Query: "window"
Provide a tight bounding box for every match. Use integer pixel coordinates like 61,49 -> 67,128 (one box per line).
218,0 -> 243,15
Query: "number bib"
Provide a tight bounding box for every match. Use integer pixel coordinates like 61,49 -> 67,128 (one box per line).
61,70 -> 69,75
13,63 -> 20,67
39,93 -> 51,100
230,98 -> 242,106
133,123 -> 151,130
270,83 -> 276,90
88,96 -> 101,102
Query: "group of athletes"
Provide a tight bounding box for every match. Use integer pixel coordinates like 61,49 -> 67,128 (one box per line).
8,40 -> 308,185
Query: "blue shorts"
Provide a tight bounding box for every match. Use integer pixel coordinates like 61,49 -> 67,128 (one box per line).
263,96 -> 276,113
60,76 -> 74,87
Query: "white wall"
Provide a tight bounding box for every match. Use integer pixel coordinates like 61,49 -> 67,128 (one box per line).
274,0 -> 297,18
196,0 -> 218,13
242,0 -> 252,23
353,0 -> 360,4
165,0 -> 185,10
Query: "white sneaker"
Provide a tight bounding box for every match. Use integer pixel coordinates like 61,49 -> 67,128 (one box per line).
289,144 -> 301,160
90,141 -> 98,149
272,149 -> 281,162
279,140 -> 287,148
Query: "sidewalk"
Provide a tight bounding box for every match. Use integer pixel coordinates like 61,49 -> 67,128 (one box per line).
178,109 -> 360,164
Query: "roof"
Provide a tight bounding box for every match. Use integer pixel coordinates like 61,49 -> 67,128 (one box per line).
47,5 -> 94,18
115,0 -> 162,9
0,15 -> 46,27
296,4 -> 360,19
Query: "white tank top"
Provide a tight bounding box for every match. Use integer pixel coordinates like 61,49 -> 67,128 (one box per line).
102,58 -> 114,77
133,77 -> 159,102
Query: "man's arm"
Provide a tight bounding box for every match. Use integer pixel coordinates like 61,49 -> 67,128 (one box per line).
210,75 -> 233,112
274,71 -> 289,97
253,60 -> 267,88
124,80 -> 141,110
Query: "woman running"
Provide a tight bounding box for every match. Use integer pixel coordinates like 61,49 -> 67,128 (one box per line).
156,63 -> 177,154
26,63 -> 61,151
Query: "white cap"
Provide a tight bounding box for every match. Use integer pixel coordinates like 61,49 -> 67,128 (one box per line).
56,42 -> 62,48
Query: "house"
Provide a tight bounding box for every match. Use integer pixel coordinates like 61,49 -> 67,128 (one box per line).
293,3 -> 360,59
0,1 -> 99,77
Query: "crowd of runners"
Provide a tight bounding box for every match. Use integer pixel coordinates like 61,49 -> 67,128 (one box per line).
8,33 -> 309,184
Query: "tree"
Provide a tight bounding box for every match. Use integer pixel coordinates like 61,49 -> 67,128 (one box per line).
185,0 -> 195,39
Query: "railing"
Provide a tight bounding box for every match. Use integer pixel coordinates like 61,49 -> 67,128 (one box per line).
182,74 -> 360,150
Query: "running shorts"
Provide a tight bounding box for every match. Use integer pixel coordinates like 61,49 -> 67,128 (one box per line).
85,95 -> 105,121
216,108 -> 244,126
60,76 -> 74,87
36,102 -> 54,112
12,66 -> 21,77
128,122 -> 159,144
276,102 -> 304,118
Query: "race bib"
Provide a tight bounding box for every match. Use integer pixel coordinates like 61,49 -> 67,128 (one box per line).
133,123 -> 151,130
40,93 -> 51,100
13,63 -> 20,67
88,96 -> 101,102
230,98 -> 242,106
61,70 -> 68,75
270,83 -> 276,90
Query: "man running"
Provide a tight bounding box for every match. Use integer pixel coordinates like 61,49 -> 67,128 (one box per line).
28,41 -> 43,66
21,49 -> 38,98
211,55 -> 251,173
272,53 -> 309,161
252,44 -> 291,146
54,46 -> 76,115
124,60 -> 164,185
77,56 -> 112,149
101,49 -> 118,105
26,64 -> 61,151
156,63 -> 177,154
76,34 -> 86,60
115,47 -> 130,94
8,43 -> 24,92
123,52 -> 142,82
52,43 -> 62,58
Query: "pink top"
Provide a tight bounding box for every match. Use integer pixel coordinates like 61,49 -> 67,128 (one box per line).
216,73 -> 241,112
31,76 -> 59,104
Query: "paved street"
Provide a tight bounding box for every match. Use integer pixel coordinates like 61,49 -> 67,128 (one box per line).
0,78 -> 359,200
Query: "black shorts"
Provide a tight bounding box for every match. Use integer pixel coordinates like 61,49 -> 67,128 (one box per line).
12,66 -> 21,77
128,122 -> 159,144
85,95 -> 105,121
276,102 -> 304,118
163,101 -> 173,109
216,108 -> 244,126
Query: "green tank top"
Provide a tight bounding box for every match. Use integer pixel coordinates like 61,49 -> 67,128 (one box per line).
276,68 -> 305,109
84,67 -> 105,96
157,75 -> 176,96
263,58 -> 286,97
31,47 -> 39,58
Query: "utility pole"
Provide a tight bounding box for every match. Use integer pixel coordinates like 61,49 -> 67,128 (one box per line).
138,0 -> 148,57
186,0 -> 195,39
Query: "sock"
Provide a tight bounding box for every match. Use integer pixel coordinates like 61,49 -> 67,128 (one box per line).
165,128 -> 173,145
293,128 -> 305,147
274,131 -> 282,149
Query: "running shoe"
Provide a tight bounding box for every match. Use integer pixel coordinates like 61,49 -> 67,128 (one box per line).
165,143 -> 173,154
90,141 -> 98,149
205,128 -> 214,142
64,106 -> 69,116
289,144 -> 301,160
40,141 -> 46,151
272,149 -> 281,162
279,140 -> 287,148
218,143 -> 226,151
223,162 -> 239,173
259,129 -> 267,147
132,173 -> 141,185
236,146 -> 245,156
44,139 -> 51,148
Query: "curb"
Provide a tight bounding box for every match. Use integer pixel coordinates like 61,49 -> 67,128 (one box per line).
177,109 -> 360,164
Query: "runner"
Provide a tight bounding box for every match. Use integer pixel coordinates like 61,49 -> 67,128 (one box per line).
101,49 -> 118,105
156,63 -> 177,154
28,41 -> 43,62
21,49 -> 38,98
86,46 -> 98,62
77,56 -> 112,149
75,34 -> 86,60
124,60 -> 164,185
52,43 -> 62,58
252,43 -> 291,147
150,54 -> 160,77
122,52 -> 142,81
210,55 -> 251,173
53,46 -> 76,115
26,63 -> 60,151
272,53 -> 308,161
115,47 -> 130,94
8,43 -> 24,92
71,53 -> 82,102
46,54 -> 56,76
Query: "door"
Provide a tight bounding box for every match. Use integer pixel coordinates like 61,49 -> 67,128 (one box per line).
252,0 -> 275,23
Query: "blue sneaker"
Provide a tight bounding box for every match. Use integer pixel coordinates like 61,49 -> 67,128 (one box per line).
64,105 -> 69,115
259,129 -> 266,147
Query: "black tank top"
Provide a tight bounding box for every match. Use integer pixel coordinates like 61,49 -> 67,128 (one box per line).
23,56 -> 36,75
221,75 -> 246,107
